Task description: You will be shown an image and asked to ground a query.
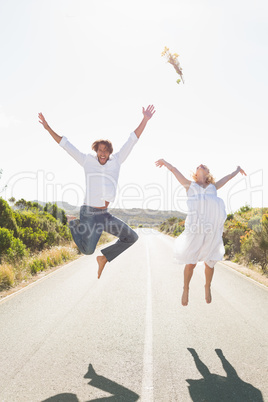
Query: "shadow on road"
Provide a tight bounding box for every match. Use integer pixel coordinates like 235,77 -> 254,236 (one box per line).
42,363 -> 139,402
186,348 -> 264,402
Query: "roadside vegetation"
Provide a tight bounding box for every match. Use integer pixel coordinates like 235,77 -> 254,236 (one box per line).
159,205 -> 268,276
0,197 -> 111,291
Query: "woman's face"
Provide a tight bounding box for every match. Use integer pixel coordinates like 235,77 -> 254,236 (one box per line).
196,164 -> 209,176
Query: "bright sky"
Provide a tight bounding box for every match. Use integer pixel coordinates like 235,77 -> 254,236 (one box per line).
1,0 -> 267,214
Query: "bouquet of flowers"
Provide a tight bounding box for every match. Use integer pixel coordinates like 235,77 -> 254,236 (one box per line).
161,46 -> 185,84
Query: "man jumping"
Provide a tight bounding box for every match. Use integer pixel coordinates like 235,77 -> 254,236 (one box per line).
38,105 -> 155,278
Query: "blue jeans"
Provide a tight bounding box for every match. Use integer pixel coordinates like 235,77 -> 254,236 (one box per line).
69,205 -> 139,262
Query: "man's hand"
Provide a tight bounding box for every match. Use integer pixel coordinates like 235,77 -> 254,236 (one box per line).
38,113 -> 62,144
38,113 -> 49,130
142,105 -> 156,121
134,105 -> 156,138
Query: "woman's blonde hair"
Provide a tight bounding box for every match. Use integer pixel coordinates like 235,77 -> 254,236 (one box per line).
192,165 -> 215,184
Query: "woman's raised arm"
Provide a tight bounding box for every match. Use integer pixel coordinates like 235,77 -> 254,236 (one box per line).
215,166 -> 247,190
155,159 -> 191,190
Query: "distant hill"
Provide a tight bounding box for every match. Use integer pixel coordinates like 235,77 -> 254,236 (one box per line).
34,201 -> 186,227
107,208 -> 186,227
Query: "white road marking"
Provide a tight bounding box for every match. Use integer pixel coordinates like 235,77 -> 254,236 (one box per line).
141,237 -> 154,401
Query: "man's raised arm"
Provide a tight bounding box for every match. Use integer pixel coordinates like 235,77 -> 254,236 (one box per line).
38,113 -> 62,144
134,105 -> 155,138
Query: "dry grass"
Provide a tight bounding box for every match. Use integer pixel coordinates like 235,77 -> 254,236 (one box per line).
0,264 -> 15,289
0,245 -> 79,289
28,245 -> 79,274
0,233 -> 114,293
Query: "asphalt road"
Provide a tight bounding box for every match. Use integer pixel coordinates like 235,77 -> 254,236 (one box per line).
0,229 -> 267,402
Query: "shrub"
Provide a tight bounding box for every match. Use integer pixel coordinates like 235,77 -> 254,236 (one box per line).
14,199 -> 44,212
19,227 -> 47,251
223,227 -> 245,257
29,259 -> 46,274
241,215 -> 268,272
159,217 -> 185,235
0,228 -> 28,264
0,228 -> 14,256
16,211 -> 71,252
6,238 -> 28,263
0,197 -> 19,236
167,217 -> 178,225
44,202 -> 68,224
237,204 -> 252,215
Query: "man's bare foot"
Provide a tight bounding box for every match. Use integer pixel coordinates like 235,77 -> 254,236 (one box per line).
205,285 -> 212,304
97,255 -> 108,279
181,288 -> 189,306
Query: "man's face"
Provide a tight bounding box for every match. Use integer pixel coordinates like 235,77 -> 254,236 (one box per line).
97,144 -> 111,165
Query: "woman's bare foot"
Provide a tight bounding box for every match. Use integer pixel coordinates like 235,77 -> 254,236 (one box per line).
97,255 -> 108,279
205,285 -> 212,304
181,288 -> 189,306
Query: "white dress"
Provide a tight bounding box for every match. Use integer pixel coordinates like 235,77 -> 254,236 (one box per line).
174,182 -> 227,268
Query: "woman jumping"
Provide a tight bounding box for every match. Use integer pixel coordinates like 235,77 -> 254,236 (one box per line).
155,160 -> 246,306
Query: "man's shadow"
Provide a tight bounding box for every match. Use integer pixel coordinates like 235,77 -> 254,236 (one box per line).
42,363 -> 139,402
83,363 -> 139,401
186,348 -> 264,402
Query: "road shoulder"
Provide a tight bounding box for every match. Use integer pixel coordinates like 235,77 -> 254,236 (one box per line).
221,260 -> 268,288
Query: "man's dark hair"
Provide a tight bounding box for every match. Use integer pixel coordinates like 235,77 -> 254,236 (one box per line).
91,139 -> 113,154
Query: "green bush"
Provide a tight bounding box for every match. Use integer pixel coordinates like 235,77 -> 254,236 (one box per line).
14,210 -> 71,252
159,217 -> 185,236
29,258 -> 46,274
0,198 -> 19,236
6,238 -> 28,263
19,227 -> 47,251
223,228 -> 245,257
14,199 -> 43,212
0,228 -> 27,263
0,196 -> 76,288
240,215 -> 268,272
0,228 -> 14,256
44,202 -> 68,224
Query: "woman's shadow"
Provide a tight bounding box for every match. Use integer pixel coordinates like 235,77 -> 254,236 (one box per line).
186,348 -> 263,402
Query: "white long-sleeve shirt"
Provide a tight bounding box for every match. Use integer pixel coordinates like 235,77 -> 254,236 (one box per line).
59,132 -> 138,207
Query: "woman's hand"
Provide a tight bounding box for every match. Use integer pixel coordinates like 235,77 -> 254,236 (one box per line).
237,166 -> 247,176
155,159 -> 191,189
216,166 -> 247,190
155,159 -> 167,168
